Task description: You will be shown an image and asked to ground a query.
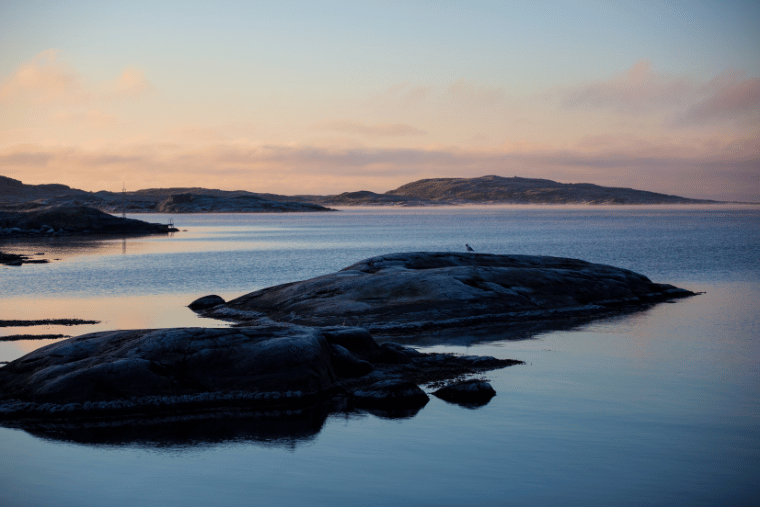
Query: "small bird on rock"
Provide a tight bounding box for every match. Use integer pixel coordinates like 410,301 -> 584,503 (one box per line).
466,244 -> 474,252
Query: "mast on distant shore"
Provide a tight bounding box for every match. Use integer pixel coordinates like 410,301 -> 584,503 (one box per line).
122,182 -> 126,218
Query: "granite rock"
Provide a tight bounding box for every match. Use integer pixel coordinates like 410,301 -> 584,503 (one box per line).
0,325 -> 520,419
433,379 -> 496,407
205,252 -> 696,335
188,295 -> 226,310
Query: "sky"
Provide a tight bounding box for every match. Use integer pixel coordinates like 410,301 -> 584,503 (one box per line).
1,0 -> 758,201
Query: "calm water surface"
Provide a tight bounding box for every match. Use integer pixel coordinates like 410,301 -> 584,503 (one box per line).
1,206 -> 758,506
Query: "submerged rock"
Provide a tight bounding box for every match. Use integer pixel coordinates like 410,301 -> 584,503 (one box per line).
205,252 -> 696,335
433,379 -> 496,407
0,251 -> 49,266
352,379 -> 429,410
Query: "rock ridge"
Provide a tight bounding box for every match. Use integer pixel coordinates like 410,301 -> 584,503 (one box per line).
204,252 -> 696,335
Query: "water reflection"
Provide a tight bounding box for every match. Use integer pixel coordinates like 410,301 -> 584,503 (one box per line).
2,400 -> 431,449
1,233 -> 161,260
384,306 -> 659,347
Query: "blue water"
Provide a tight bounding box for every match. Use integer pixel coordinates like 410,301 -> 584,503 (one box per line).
1,206 -> 759,506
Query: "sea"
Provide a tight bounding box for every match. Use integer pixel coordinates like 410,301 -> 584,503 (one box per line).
1,205 -> 758,507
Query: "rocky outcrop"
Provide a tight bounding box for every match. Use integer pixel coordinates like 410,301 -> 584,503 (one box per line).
432,379 -> 496,407
0,325 -> 520,420
0,251 -> 48,266
0,205 -> 177,238
188,295 -> 226,310
203,252 -> 696,336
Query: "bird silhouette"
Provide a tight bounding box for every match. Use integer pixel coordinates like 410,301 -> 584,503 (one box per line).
466,244 -> 474,252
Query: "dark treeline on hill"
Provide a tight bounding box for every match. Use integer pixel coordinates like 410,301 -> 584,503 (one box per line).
0,174 -> 721,213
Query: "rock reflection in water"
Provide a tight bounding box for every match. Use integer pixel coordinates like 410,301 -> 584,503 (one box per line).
5,401 -> 431,449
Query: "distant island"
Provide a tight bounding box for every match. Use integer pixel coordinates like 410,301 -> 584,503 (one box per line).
0,174 -> 723,213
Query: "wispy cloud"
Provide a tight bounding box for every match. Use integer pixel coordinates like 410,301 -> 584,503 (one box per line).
444,79 -> 506,109
1,134 -> 756,200
163,126 -> 230,142
314,121 -> 427,138
0,50 -> 153,105
674,77 -> 760,126
52,109 -> 119,129
106,67 -> 153,98
369,83 -> 432,110
563,60 -> 693,114
0,50 -> 83,104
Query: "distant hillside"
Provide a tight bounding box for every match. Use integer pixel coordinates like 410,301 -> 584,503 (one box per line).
153,193 -> 329,213
385,175 -> 718,205
0,176 -> 332,213
0,174 -> 723,211
311,190 -> 435,206
0,175 -> 91,200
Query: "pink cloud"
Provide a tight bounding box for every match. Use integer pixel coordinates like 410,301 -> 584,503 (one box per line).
315,121 -> 427,138
0,151 -> 54,166
563,60 -> 694,114
369,83 -> 432,109
0,50 -> 84,104
675,77 -> 760,126
52,109 -> 119,129
444,79 -> 506,108
0,50 -> 153,105
1,134 -> 756,201
107,67 -> 153,98
164,126 -> 230,142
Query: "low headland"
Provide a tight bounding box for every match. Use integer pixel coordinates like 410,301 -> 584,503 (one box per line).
0,205 -> 179,263
0,205 -> 177,239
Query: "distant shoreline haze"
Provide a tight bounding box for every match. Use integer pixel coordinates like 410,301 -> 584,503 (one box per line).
1,174 -> 753,213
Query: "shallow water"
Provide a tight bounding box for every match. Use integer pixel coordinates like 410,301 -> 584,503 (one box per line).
1,206 -> 759,506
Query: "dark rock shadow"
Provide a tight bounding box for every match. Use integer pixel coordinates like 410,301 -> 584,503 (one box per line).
377,305 -> 662,347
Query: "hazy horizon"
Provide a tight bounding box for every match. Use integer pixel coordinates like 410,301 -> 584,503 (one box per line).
1,1 -> 758,201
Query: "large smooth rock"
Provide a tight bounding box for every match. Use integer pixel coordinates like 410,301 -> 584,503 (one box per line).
0,326 -> 338,406
206,252 -> 695,334
0,324 -> 521,419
